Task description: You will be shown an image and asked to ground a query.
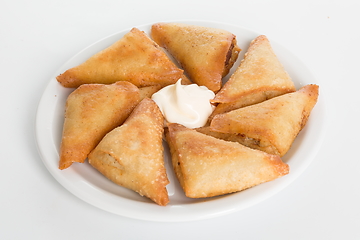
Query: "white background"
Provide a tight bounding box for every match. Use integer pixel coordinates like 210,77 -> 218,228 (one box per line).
1,0 -> 359,239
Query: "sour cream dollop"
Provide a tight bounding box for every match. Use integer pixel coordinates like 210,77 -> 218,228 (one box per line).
152,79 -> 215,129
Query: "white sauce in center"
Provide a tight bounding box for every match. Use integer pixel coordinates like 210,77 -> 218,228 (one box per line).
151,79 -> 215,128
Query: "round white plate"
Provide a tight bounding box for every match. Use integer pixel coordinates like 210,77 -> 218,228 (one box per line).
35,20 -> 326,222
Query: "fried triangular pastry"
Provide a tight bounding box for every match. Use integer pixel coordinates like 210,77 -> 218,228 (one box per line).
138,85 -> 163,100
196,126 -> 279,156
151,23 -> 241,92
57,27 -> 188,88
88,98 -> 169,206
210,84 -> 319,156
59,81 -> 140,170
209,35 -> 296,120
165,123 -> 289,198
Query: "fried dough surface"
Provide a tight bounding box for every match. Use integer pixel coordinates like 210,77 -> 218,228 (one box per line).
57,28 -> 187,88
210,35 -> 295,120
151,23 -> 240,92
166,123 -> 289,198
138,85 -> 163,100
210,84 -> 319,156
59,81 -> 140,170
88,98 -> 169,206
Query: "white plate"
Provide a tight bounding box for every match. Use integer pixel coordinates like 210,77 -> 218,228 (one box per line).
35,20 -> 326,222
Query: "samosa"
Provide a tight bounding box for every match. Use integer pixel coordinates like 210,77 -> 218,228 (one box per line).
57,28 -> 188,88
59,81 -> 140,170
151,23 -> 240,92
210,35 -> 296,120
166,123 -> 289,198
88,98 -> 170,206
210,84 -> 319,156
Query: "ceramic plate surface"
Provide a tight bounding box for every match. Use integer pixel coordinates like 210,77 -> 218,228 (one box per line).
35,20 -> 326,222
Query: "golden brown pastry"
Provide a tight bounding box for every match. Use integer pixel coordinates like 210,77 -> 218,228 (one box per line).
151,23 -> 241,92
210,84 -> 319,156
165,123 -> 289,198
88,98 -> 169,206
59,81 -> 140,170
209,35 -> 296,120
57,28 -> 187,88
138,85 -> 163,100
196,126 -> 280,156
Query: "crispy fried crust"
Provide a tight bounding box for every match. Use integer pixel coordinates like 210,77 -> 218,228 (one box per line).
88,98 -> 169,206
138,85 -> 163,100
151,23 -> 241,92
210,35 -> 296,120
210,84 -> 319,156
166,123 -> 289,198
195,126 -> 279,156
59,81 -> 140,170
56,28 -> 187,88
